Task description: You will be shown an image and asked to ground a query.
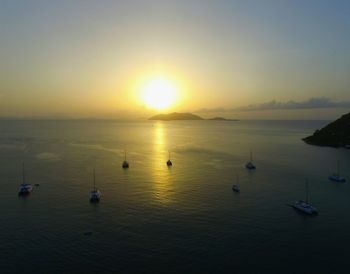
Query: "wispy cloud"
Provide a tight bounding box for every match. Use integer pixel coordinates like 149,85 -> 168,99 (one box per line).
35,152 -> 61,161
235,98 -> 350,111
197,97 -> 350,113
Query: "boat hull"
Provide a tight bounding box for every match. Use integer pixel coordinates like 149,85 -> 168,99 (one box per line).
328,175 -> 346,182
232,185 -> 240,192
18,184 -> 33,196
90,190 -> 101,203
245,162 -> 256,170
291,201 -> 318,215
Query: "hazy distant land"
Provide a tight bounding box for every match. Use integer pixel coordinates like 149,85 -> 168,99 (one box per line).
149,112 -> 238,121
207,116 -> 239,121
303,112 -> 350,147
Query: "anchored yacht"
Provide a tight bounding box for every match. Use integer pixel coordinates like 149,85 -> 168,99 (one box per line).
18,163 -> 33,196
245,150 -> 256,170
291,179 -> 318,215
329,160 -> 346,182
232,175 -> 240,192
89,168 -> 101,203
166,151 -> 172,166
122,151 -> 129,169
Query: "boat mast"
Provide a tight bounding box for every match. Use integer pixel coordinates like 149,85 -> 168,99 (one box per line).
93,168 -> 96,191
168,151 -> 171,160
305,179 -> 309,203
337,160 -> 340,176
22,162 -> 25,184
250,150 -> 253,162
124,151 -> 126,161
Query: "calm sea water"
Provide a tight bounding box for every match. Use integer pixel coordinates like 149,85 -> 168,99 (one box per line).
1,119 -> 350,273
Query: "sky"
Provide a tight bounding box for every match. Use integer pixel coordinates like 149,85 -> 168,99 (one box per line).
1,0 -> 350,119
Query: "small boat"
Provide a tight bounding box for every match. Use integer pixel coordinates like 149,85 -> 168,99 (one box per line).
89,168 -> 101,203
232,175 -> 240,192
328,160 -> 346,182
166,151 -> 172,166
84,231 -> 93,236
232,185 -> 240,192
291,179 -> 318,215
18,162 -> 33,196
122,151 -> 129,169
18,184 -> 33,196
245,150 -> 256,170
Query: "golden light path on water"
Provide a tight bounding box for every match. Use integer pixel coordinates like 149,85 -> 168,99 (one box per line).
152,122 -> 172,204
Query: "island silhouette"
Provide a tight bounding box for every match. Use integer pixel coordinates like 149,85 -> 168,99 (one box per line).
303,112 -> 350,147
149,112 -> 238,121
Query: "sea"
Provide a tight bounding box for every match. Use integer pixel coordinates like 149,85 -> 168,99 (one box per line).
0,119 -> 349,274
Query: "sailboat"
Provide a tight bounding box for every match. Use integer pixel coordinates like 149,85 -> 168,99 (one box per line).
122,151 -> 129,169
232,175 -> 240,193
18,162 -> 33,196
291,179 -> 318,215
166,151 -> 172,166
89,168 -> 101,203
329,160 -> 346,182
245,150 -> 256,170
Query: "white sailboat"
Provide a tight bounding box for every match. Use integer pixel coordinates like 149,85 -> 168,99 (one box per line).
166,151 -> 172,166
18,162 -> 33,196
122,151 -> 129,169
328,160 -> 346,182
291,179 -> 318,215
245,150 -> 256,170
89,168 -> 101,203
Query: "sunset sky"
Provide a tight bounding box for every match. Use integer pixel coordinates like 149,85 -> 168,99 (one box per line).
1,0 -> 350,119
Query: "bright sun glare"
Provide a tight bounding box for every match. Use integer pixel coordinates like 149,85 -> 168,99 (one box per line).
141,78 -> 178,110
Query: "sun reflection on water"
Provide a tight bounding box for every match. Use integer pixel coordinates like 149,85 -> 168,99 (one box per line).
152,122 -> 172,204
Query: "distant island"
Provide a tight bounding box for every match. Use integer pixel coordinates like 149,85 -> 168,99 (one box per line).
207,117 -> 239,121
149,112 -> 203,121
149,112 -> 238,121
303,112 -> 350,148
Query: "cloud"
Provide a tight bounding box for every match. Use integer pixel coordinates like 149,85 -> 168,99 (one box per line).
0,144 -> 20,150
0,142 -> 26,150
235,98 -> 350,111
197,97 -> 350,113
36,152 -> 61,161
69,142 -> 123,155
196,107 -> 228,113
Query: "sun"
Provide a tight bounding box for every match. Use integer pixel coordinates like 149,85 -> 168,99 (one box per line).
141,77 -> 178,110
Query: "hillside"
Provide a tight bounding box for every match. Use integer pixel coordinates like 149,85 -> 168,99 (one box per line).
303,112 -> 350,147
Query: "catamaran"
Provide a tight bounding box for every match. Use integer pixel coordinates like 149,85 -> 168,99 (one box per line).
18,162 -> 33,196
122,151 -> 129,169
166,151 -> 172,166
245,150 -> 256,170
329,160 -> 346,182
291,179 -> 318,215
89,168 -> 101,203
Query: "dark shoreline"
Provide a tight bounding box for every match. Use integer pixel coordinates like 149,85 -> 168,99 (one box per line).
303,112 -> 350,148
